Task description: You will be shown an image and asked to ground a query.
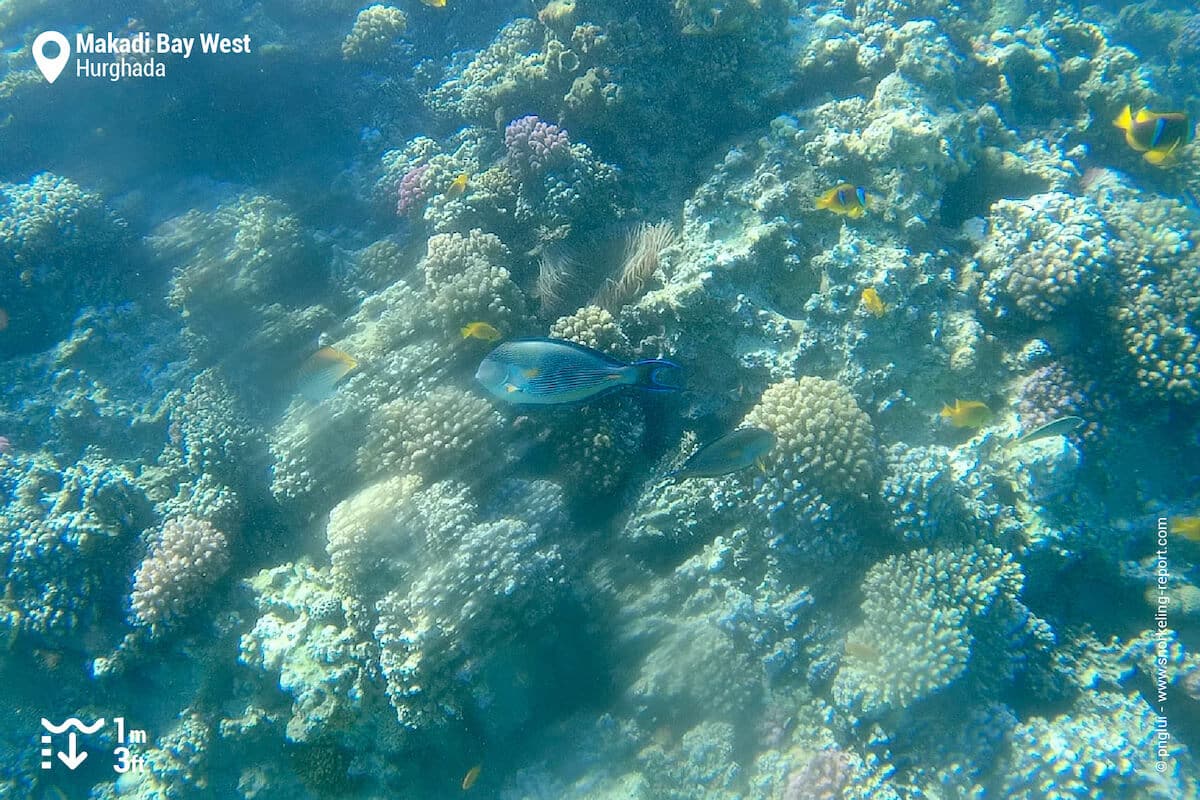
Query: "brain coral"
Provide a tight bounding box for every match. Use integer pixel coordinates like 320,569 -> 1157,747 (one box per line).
129,515 -> 230,631
743,377 -> 878,501
976,192 -> 1112,322
832,543 -> 1027,717
341,4 -> 406,62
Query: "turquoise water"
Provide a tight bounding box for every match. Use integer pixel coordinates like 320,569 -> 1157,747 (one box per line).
1,1 -> 1198,798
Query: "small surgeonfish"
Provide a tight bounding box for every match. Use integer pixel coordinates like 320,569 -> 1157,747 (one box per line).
476,338 -> 681,405
671,427 -> 777,481
1113,106 -> 1193,165
296,346 -> 358,402
816,183 -> 870,218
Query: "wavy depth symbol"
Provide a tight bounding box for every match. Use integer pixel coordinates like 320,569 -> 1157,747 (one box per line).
41,717 -> 105,734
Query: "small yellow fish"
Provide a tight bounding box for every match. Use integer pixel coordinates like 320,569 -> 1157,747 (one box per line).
1170,516 -> 1200,543
861,287 -> 886,317
1113,105 -> 1193,166
296,346 -> 358,402
447,172 -> 469,197
816,183 -> 870,218
461,764 -> 482,790
461,321 -> 502,342
421,0 -> 447,7
940,399 -> 992,429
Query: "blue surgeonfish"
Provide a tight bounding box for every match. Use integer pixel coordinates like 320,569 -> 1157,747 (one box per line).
670,427 -> 776,481
475,338 -> 681,405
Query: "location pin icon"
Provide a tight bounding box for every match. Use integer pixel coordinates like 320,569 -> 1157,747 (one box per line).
33,31 -> 70,84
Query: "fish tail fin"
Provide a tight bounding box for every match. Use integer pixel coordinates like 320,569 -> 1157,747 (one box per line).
629,358 -> 683,392
1113,105 -> 1132,130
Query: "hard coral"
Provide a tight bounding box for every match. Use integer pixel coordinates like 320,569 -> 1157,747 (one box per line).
504,115 -> 572,174
341,4 -> 407,62
832,543 -> 1029,717
976,192 -> 1112,322
744,376 -> 878,501
130,515 -> 230,631
0,173 -> 129,354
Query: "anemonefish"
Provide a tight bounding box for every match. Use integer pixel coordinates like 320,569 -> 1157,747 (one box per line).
1113,105 -> 1193,166
816,183 -> 870,218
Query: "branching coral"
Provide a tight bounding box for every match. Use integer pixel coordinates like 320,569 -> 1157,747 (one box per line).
548,304 -> 631,357
239,561 -> 389,746
976,192 -> 1113,322
154,192 -> 331,376
744,377 -> 878,502
130,515 -> 230,631
356,386 -> 508,484
996,690 -> 1195,798
0,452 -> 150,645
341,4 -> 406,62
420,228 -> 528,337
373,515 -> 567,735
832,543 -> 1033,717
0,173 -> 130,354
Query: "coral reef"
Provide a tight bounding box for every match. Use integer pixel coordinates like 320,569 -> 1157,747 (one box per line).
832,543 -> 1039,718
154,192 -> 332,381
975,192 -> 1112,322
997,690 -> 1194,798
0,173 -> 130,354
744,377 -> 879,503
341,4 -> 406,62
130,515 -> 230,631
357,386 -> 508,483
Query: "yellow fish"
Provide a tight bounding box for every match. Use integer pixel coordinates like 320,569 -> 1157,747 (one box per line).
461,764 -> 482,790
1170,516 -> 1200,543
1113,105 -> 1193,166
447,173 -> 469,197
816,183 -> 869,218
861,287 -> 886,317
940,399 -> 992,429
421,0 -> 447,6
461,321 -> 502,342
296,346 -> 358,402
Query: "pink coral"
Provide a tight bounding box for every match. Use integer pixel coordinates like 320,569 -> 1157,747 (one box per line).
503,115 -> 571,173
130,516 -> 230,629
396,163 -> 431,215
